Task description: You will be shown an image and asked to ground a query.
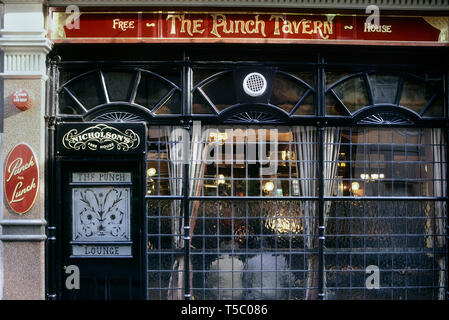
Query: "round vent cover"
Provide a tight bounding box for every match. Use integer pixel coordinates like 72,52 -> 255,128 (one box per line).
243,72 -> 267,97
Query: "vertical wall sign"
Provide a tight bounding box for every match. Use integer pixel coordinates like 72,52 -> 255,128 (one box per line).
4,143 -> 39,215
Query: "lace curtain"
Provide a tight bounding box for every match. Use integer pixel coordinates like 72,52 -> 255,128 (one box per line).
166,123 -> 208,299
430,128 -> 447,300
294,126 -> 318,300
294,126 -> 341,299
165,126 -> 184,300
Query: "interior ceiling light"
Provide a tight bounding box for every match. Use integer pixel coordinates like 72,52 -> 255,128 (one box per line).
147,168 -> 157,176
217,174 -> 226,185
243,72 -> 267,97
264,181 -> 275,192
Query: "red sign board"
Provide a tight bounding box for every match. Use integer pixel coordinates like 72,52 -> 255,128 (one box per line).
11,89 -> 32,111
4,143 -> 39,215
49,10 -> 448,45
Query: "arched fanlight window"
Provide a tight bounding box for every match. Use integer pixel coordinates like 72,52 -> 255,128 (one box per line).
192,68 -> 315,120
325,71 -> 444,122
57,68 -> 182,120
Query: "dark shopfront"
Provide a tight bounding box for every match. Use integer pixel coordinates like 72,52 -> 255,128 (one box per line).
43,11 -> 449,301
44,43 -> 448,301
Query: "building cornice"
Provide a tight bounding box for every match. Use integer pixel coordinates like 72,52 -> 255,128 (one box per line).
43,0 -> 449,11
0,1 -> 53,75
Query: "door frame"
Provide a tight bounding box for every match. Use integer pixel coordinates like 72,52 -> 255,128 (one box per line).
50,155 -> 147,299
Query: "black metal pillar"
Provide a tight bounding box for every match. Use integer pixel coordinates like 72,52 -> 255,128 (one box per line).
317,54 -> 326,300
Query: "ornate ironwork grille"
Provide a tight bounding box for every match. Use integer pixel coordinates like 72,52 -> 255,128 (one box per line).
49,51 -> 448,300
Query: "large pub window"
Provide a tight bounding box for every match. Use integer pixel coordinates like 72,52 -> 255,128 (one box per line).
50,55 -> 447,300
325,127 -> 446,299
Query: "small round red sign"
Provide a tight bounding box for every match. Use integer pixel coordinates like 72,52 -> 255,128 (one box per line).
4,143 -> 39,215
11,89 -> 32,111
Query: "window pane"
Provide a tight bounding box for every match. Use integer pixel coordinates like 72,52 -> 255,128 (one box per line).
65,71 -> 105,110
103,71 -> 135,102
201,72 -> 236,112
326,72 -> 351,88
369,74 -> 399,104
135,73 -> 173,109
192,92 -> 216,114
186,126 -> 317,199
147,199 -> 185,300
58,89 -> 79,114
333,76 -> 369,113
154,91 -> 181,114
327,128 -> 447,198
270,73 -> 307,113
191,200 -> 316,300
326,93 -> 349,116
423,95 -> 444,118
325,200 -> 446,300
400,76 -> 438,114
293,93 -> 315,115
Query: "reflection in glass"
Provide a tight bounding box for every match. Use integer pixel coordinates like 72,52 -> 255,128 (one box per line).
327,128 -> 446,198
324,127 -> 447,300
103,71 -> 135,102
400,74 -> 443,116
201,72 -> 236,112
270,74 -> 307,113
135,73 -> 173,109
188,199 -> 315,300
294,93 -> 315,115
369,74 -> 399,104
146,125 -> 446,300
325,201 -> 446,300
333,76 -> 369,113
326,93 -> 349,116
62,72 -> 104,111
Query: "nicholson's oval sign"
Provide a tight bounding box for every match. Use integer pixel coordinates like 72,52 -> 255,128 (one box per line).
4,143 -> 39,215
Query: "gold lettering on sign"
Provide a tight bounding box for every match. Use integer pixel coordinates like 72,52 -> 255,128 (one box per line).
11,178 -> 36,203
163,13 -> 334,39
210,14 -> 235,37
6,156 -> 37,203
6,157 -> 35,183
269,15 -> 332,39
210,14 -> 266,38
166,14 -> 205,36
364,23 -> 392,33
269,15 -> 283,35
62,124 -> 141,152
112,18 -> 135,31
302,20 -> 313,34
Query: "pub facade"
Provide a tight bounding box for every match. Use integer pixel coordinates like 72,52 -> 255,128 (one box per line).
0,0 -> 448,300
